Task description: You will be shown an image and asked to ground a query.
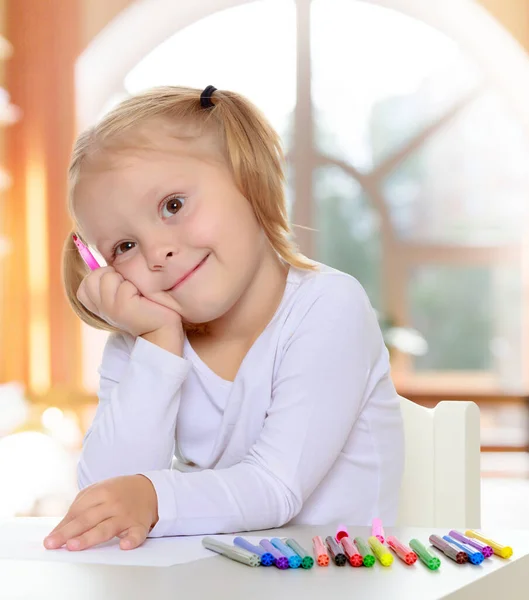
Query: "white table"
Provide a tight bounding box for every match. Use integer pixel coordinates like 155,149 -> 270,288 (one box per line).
0,524 -> 527,600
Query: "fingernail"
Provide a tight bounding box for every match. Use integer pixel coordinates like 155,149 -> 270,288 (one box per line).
44,536 -> 56,548
122,540 -> 132,549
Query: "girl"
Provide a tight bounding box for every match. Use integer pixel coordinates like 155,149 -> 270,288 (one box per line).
44,86 -> 404,552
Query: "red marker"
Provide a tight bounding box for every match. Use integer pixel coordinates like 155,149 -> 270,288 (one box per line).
341,537 -> 363,567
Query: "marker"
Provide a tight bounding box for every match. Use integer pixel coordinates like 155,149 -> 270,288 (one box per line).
72,234 -> 101,270
234,537 -> 274,566
340,537 -> 363,567
443,535 -> 484,565
409,539 -> 441,570
449,530 -> 493,558
259,539 -> 289,569
271,538 -> 302,568
353,536 -> 376,567
335,523 -> 349,542
429,535 -> 468,564
465,530 -> 513,559
372,517 -> 385,543
325,536 -> 347,566
386,535 -> 417,565
368,536 -> 393,566
312,536 -> 330,567
202,537 -> 260,567
285,538 -> 314,569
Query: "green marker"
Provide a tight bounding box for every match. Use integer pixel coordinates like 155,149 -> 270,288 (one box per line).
353,536 -> 376,567
410,539 -> 441,570
285,538 -> 314,569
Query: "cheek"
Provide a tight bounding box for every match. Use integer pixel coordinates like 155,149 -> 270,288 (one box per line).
114,260 -> 150,294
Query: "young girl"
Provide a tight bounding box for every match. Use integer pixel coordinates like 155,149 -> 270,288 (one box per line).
44,85 -> 404,552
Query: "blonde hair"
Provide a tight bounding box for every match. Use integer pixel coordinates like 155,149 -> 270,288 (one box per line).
63,86 -> 317,334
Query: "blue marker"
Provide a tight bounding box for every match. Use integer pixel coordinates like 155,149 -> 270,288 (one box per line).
443,535 -> 484,565
234,537 -> 275,566
271,537 -> 302,568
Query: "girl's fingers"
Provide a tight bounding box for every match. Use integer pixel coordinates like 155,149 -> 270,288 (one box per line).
76,278 -> 99,313
119,524 -> 149,550
99,271 -> 125,314
66,517 -> 125,552
45,486 -> 100,538
44,502 -> 110,549
78,267 -> 114,313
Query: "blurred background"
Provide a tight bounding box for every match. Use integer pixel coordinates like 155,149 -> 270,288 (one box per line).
1,0 -> 529,527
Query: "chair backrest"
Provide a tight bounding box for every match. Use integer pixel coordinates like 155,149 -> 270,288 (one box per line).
397,397 -> 481,529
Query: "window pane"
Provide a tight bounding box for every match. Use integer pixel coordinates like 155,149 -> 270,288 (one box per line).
314,165 -> 381,310
311,0 -> 481,171
383,91 -> 529,244
409,264 -> 523,385
124,0 -> 296,146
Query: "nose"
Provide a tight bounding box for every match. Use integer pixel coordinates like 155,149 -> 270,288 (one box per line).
145,242 -> 178,270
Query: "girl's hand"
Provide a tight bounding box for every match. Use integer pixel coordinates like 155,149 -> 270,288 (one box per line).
77,267 -> 182,337
43,475 -> 158,551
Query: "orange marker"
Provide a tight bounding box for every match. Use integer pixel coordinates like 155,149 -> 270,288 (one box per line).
312,535 -> 330,566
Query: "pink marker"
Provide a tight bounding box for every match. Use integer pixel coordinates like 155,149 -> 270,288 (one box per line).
335,524 -> 349,542
372,517 -> 385,543
72,234 -> 101,271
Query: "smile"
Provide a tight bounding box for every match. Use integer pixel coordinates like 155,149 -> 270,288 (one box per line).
165,254 -> 209,291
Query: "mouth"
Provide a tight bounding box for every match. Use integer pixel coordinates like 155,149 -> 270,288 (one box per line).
165,254 -> 210,292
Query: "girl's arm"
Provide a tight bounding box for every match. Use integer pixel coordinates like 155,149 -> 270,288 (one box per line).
77,333 -> 191,489
142,276 -> 403,537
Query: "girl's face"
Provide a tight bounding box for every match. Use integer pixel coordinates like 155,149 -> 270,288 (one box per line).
73,126 -> 268,325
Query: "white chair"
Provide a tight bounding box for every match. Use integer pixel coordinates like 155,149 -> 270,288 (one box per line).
397,397 -> 481,529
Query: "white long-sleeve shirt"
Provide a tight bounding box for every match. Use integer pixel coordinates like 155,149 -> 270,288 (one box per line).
78,262 -> 404,537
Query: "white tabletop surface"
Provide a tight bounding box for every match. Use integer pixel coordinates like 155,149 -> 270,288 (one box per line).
0,523 -> 527,600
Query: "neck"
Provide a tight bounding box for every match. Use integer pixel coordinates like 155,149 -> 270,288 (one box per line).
204,247 -> 289,344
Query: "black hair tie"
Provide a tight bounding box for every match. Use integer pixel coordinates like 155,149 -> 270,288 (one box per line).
200,85 -> 217,109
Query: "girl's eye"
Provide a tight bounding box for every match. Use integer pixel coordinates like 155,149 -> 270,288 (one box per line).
161,195 -> 186,218
112,241 -> 136,257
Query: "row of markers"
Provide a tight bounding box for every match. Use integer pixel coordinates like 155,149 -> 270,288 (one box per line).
201,519 -> 513,570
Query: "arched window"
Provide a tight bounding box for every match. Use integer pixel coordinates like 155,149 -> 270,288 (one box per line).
78,0 -> 529,396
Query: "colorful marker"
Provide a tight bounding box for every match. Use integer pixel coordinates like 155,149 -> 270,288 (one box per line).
372,517 -> 385,543
429,535 -> 468,564
260,539 -> 289,569
72,234 -> 101,271
285,538 -> 314,569
443,536 -> 483,565
341,537 -> 363,567
325,536 -> 347,566
409,539 -> 441,570
271,538 -> 302,568
234,537 -> 274,566
465,530 -> 513,559
202,537 -> 260,567
368,536 -> 393,566
312,536 -> 330,567
353,536 -> 376,567
386,535 -> 417,565
449,530 -> 493,558
335,523 -> 349,542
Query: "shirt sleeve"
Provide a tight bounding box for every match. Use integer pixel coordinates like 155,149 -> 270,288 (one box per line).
143,276 -> 389,537
77,332 -> 191,489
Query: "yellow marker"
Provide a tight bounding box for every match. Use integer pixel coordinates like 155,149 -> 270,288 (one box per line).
465,530 -> 513,559
368,536 -> 394,566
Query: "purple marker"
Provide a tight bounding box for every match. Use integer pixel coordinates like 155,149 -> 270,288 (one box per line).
449,530 -> 493,558
260,539 -> 289,569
